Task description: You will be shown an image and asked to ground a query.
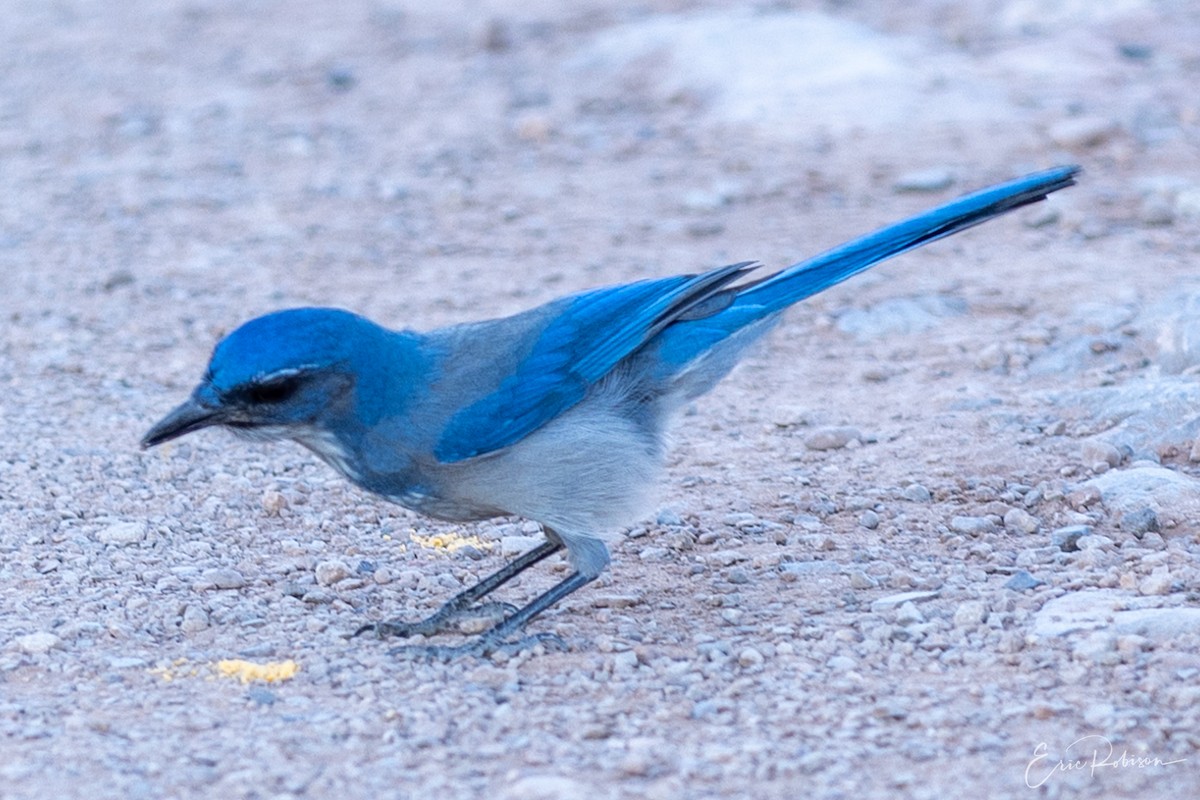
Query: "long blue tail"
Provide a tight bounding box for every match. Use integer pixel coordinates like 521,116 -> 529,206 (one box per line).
735,165 -> 1079,315
648,165 -> 1079,383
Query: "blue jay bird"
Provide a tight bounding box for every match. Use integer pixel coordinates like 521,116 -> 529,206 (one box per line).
143,166 -> 1078,657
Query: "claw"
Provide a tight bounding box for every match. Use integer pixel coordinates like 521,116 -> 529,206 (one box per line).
355,600 -> 520,640
387,631 -> 568,661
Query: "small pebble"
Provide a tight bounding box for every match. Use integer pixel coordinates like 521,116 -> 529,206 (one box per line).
738,647 -> 765,668
847,570 -> 879,590
1140,193 -> 1175,226
1004,570 -> 1044,591
16,632 -> 61,655
261,491 -> 287,516
803,426 -> 861,451
315,560 -> 352,586
902,484 -> 932,503
500,535 -> 542,556
1081,440 -> 1121,468
895,601 -> 925,626
1048,116 -> 1117,149
726,567 -> 750,585
656,508 -> 684,527
1051,525 -> 1092,552
827,655 -> 857,672
1073,632 -> 1118,664
894,168 -> 954,193
203,567 -> 247,590
179,605 -> 209,633
950,516 -> 997,536
858,510 -> 880,530
953,600 -> 987,628
96,522 -> 146,546
1120,507 -> 1159,536
870,590 -> 940,612
1003,508 -> 1040,534
1139,568 -> 1172,596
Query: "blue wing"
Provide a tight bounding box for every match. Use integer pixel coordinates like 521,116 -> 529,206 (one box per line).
435,165 -> 1079,462
435,262 -> 757,461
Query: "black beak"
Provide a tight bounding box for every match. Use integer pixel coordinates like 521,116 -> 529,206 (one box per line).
141,396 -> 224,449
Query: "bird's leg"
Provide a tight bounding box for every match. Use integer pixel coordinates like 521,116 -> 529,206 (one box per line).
389,570 -> 596,660
356,540 -> 563,639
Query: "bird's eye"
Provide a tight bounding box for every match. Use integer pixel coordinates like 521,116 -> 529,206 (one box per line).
247,376 -> 301,405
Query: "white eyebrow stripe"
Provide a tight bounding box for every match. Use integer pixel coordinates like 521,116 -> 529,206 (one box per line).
254,366 -> 317,384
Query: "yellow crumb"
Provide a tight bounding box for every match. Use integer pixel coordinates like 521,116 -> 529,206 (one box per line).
149,658 -> 202,682
215,659 -> 300,684
409,530 -> 494,555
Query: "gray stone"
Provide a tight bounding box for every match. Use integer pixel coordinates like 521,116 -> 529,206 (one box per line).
96,521 -> 146,546
847,570 -> 879,590
315,560 -> 352,586
1138,568 -> 1173,596
953,600 -> 987,628
738,647 -> 765,668
500,535 -> 542,556
16,632 -> 61,655
902,484 -> 933,503
502,775 -> 590,800
894,168 -> 954,193
203,567 -> 247,590
1081,439 -> 1122,468
1073,631 -> 1119,664
803,425 -> 861,451
1003,508 -> 1040,534
1119,507 -> 1159,535
656,508 -> 684,526
1059,378 -> 1200,456
895,601 -> 925,625
1143,291 -> 1200,374
1048,116 -> 1117,148
1004,570 -> 1044,591
1051,525 -> 1092,552
568,11 -> 1004,141
1034,589 -> 1200,642
827,655 -> 857,671
1085,466 -> 1200,532
950,516 -> 997,536
870,590 -> 940,612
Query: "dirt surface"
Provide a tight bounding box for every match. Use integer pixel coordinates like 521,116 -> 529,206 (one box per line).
3,1 -> 1200,798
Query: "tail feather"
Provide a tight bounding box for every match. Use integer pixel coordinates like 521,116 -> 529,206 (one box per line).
735,165 -> 1079,314
644,165 -> 1079,385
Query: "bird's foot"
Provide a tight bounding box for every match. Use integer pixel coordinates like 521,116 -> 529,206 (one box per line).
387,631 -> 567,662
353,601 -> 518,640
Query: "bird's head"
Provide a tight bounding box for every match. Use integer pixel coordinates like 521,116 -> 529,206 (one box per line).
141,307 -> 387,449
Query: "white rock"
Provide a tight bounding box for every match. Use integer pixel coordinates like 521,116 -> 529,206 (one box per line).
96,521 -> 146,546
1138,568 -> 1173,596
870,590 -> 940,612
16,632 -> 61,655
315,560 -> 352,586
569,11 -> 1006,139
1048,116 -> 1118,149
502,775 -> 589,800
803,426 -> 861,451
1003,508 -> 1040,534
202,567 -> 246,590
1086,466 -> 1200,533
738,647 -> 765,668
500,535 -> 543,556
953,600 -> 987,628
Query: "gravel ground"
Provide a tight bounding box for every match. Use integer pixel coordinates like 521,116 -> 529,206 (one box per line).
3,1 -> 1200,798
